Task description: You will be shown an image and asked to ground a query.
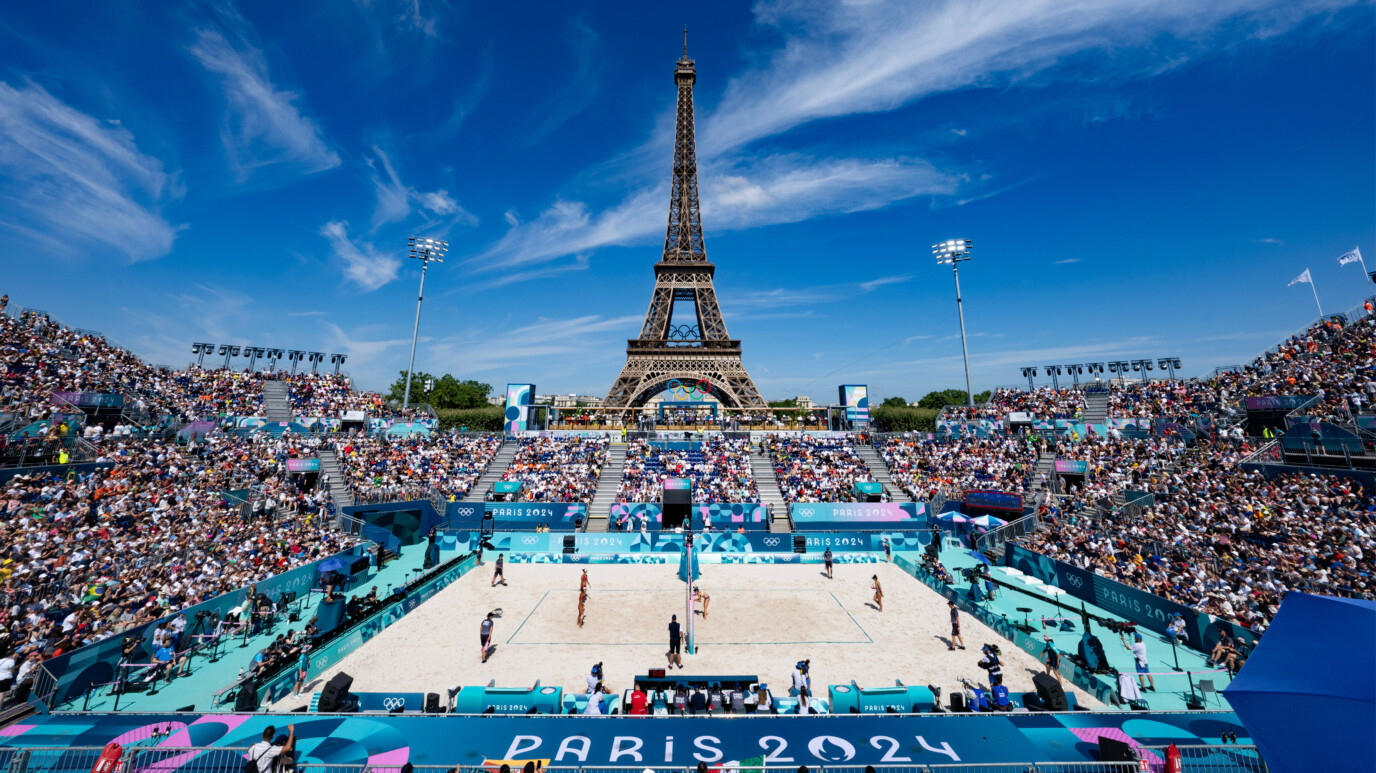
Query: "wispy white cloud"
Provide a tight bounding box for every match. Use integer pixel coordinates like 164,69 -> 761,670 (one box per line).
1053,258 -> 1081,265
1256,237 -> 1284,245
319,220 -> 401,291
473,155 -> 954,273
471,0 -> 1345,284
510,18 -> 602,149
0,80 -> 179,261
366,145 -> 474,229
705,0 -> 1348,152
188,12 -> 340,182
859,274 -> 911,292
426,314 -> 642,374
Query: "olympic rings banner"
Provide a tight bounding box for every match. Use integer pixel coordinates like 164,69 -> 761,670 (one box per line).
664,377 -> 715,401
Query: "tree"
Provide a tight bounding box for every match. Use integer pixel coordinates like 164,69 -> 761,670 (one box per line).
387,371 -> 492,409
767,398 -> 798,408
916,389 -> 969,410
880,396 -> 909,408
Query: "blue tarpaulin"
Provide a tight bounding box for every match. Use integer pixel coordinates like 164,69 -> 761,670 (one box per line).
1223,593 -> 1375,773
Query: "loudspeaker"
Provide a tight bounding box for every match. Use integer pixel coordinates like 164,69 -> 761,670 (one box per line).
234,680 -> 259,712
350,556 -> 371,575
1098,737 -> 1134,762
562,535 -> 575,554
1033,672 -> 1068,712
176,704 -> 196,713
663,484 -> 691,530
793,535 -> 807,553
425,692 -> 441,714
318,672 -> 354,712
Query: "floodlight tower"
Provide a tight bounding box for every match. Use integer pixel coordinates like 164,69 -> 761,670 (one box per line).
1107,361 -> 1130,382
1158,357 -> 1182,380
191,343 -> 213,368
246,346 -> 266,372
933,238 -> 975,406
308,352 -> 325,373
1131,358 -> 1154,382
1044,365 -> 1062,391
1065,364 -> 1085,387
217,344 -> 241,370
266,348 -> 285,371
403,236 -> 449,410
287,350 -> 305,374
1020,366 -> 1037,392
331,353 -> 348,375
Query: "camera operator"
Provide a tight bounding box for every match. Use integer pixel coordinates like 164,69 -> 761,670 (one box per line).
586,662 -> 604,694
977,643 -> 1004,687
791,660 -> 810,697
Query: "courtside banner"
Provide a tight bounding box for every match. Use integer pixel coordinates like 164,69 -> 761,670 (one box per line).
486,503 -> 587,528
0,708 -> 1246,766
789,503 -> 924,528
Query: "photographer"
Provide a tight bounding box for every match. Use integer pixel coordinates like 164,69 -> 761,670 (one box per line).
586,662 -> 603,694
977,643 -> 1004,687
791,660 -> 810,697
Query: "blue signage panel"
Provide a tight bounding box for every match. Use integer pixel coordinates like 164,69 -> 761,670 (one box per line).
0,709 -> 1248,766
485,503 -> 587,529
789,503 -> 924,529
1052,460 -> 1088,475
963,490 -> 1023,512
1005,544 -> 1259,654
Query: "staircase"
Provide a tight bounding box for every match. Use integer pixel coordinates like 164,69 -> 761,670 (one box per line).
462,438 -> 520,502
262,380 -> 293,422
854,441 -> 913,502
586,443 -> 629,532
1031,451 -> 1059,494
750,445 -> 791,532
1082,391 -> 1110,424
318,448 -> 352,518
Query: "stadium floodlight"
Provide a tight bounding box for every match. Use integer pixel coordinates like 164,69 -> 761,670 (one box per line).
217,344 -> 241,370
191,342 -> 214,367
287,350 -> 305,374
245,346 -> 267,372
1020,366 -> 1037,392
1158,357 -> 1182,380
1044,365 -> 1062,391
1131,358 -> 1154,382
404,236 -> 449,411
266,348 -> 285,371
1107,361 -> 1131,381
331,353 -> 348,375
933,238 -> 975,406
308,352 -> 325,373
1065,363 -> 1085,387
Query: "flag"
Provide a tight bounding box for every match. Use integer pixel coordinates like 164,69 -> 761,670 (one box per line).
1288,269 -> 1312,286
1338,247 -> 1363,267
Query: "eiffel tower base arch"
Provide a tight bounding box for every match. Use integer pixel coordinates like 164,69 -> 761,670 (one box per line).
603,352 -> 765,410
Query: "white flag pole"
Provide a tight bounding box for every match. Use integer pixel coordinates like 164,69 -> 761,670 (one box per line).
1357,251 -> 1374,297
1310,273 -> 1324,319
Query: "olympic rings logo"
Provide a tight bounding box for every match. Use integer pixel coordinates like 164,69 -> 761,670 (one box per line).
666,379 -> 713,401
382,697 -> 406,711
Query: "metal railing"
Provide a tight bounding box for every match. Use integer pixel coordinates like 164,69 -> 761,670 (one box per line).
1138,745 -> 1268,773
972,512 -> 1040,554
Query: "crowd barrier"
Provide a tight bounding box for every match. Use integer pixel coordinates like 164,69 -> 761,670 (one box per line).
442,530 -> 939,555
1003,545 -> 1259,653
31,546 -> 367,711
608,503 -> 767,531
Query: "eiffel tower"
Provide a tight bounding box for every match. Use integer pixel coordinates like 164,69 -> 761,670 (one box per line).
603,37 -> 766,411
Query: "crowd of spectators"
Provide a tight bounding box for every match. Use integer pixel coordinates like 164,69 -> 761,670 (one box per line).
941,387 -> 1086,422
284,373 -> 420,420
1024,438 -> 1373,631
765,435 -> 880,503
881,434 -> 1042,501
499,437 -> 608,503
616,437 -> 758,503
333,434 -> 501,502
0,433 -> 358,696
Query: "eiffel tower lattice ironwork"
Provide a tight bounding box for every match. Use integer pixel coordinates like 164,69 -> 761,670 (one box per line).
603,39 -> 766,411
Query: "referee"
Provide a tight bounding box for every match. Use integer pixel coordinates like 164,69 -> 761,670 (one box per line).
667,614 -> 683,669
947,601 -> 965,650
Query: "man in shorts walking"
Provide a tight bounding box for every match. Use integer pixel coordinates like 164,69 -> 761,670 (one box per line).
668,614 -> 683,669
823,548 -> 834,579
491,554 -> 506,587
948,601 -> 965,650
480,612 -> 495,663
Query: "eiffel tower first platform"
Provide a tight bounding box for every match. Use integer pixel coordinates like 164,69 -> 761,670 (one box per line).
602,40 -> 766,411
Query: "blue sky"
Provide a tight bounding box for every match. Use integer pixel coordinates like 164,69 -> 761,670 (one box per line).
1,0 -> 1373,401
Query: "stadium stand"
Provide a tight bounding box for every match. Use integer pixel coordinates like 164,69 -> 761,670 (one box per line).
764,434 -> 882,503
498,437 -> 609,503
616,437 -> 758,503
